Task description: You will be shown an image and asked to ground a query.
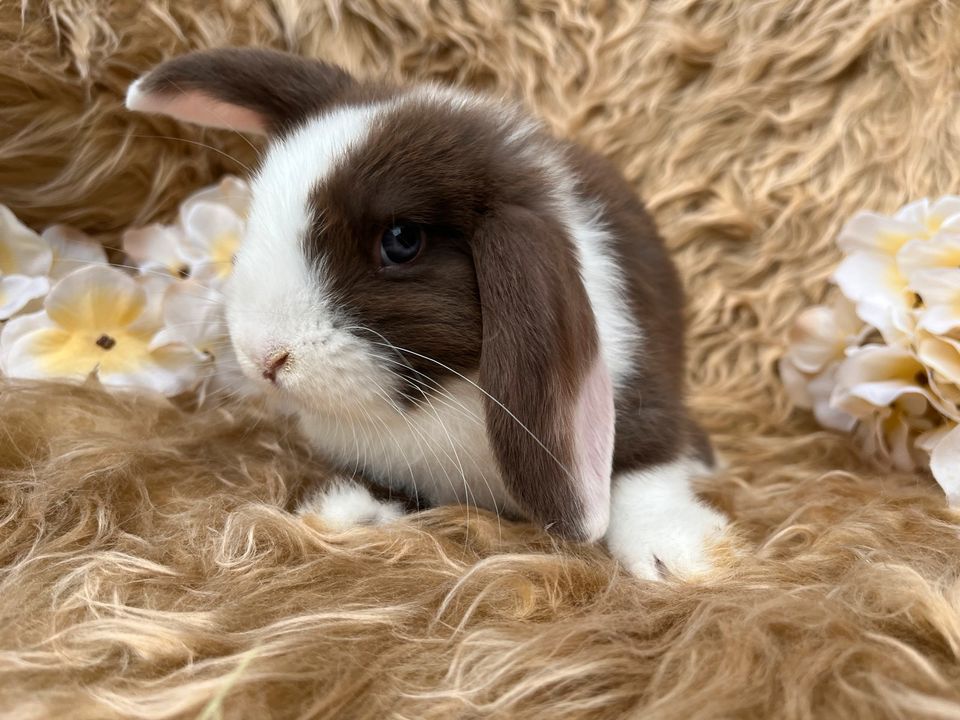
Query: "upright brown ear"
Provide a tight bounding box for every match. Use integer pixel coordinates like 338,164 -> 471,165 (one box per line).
125,48 -> 359,135
473,205 -> 615,542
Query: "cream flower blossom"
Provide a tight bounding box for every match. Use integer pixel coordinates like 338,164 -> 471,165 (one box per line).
779,295 -> 865,431
898,233 -> 960,281
833,197 -> 960,343
181,201 -> 244,282
910,268 -> 960,336
42,225 -> 108,279
179,176 -> 251,224
929,424 -> 960,505
122,223 -> 194,279
0,265 -> 197,395
786,195 -> 960,502
831,345 -> 938,472
0,205 -> 51,320
150,279 -> 258,405
123,177 -> 249,285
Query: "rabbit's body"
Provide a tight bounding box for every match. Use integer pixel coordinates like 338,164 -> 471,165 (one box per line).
127,49 -> 729,579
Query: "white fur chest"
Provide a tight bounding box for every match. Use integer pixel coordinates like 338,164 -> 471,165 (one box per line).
295,378 -> 518,516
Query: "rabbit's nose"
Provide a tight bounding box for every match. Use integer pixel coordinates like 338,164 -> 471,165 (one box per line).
261,350 -> 290,384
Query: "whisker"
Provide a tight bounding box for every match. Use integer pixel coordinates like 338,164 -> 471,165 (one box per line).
361,338 -> 577,483
130,134 -> 255,174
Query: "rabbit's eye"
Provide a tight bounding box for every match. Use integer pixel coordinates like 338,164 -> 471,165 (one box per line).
380,222 -> 424,266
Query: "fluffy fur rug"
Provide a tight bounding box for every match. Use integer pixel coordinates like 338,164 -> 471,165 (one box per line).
3,1 -> 960,718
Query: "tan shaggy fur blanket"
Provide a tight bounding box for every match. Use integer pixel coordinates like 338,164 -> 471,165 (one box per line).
3,1 -> 960,718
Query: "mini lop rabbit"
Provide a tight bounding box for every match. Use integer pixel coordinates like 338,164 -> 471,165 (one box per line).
127,48 -> 728,579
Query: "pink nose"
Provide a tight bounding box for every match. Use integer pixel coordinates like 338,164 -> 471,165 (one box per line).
261,350 -> 290,384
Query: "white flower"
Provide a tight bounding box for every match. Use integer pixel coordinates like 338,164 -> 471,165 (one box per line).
833,197 -> 960,343
151,279 -> 258,405
783,295 -> 867,374
831,344 -> 939,472
832,344 -> 932,417
898,233 -> 960,281
179,176 -> 250,224
0,265 -> 197,396
853,402 -> 932,472
123,177 -> 248,286
909,268 -> 960,335
929,424 -> 960,505
779,295 -> 865,432
42,225 -> 108,279
832,254 -> 914,344
781,359 -> 857,432
122,223 -> 194,279
0,205 -> 51,320
152,279 -> 226,358
180,201 -> 244,283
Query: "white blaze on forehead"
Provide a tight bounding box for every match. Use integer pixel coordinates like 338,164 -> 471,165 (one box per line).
245,103 -> 384,266
227,103 -> 385,363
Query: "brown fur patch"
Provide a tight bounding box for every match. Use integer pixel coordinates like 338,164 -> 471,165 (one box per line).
4,1 -> 960,718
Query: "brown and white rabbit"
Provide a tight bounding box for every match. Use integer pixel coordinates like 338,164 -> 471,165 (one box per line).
126,48 -> 729,579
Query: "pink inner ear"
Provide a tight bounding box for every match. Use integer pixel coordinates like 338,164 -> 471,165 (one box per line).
126,79 -> 268,134
572,357 -> 615,541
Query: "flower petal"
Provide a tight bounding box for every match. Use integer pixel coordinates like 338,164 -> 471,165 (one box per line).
926,196 -> 960,232
833,345 -> 932,414
0,310 -> 55,373
154,279 -> 226,352
0,205 -> 52,276
181,201 -> 244,279
44,265 -> 146,331
917,333 -> 960,385
930,424 -> 960,505
785,305 -> 847,373
916,423 -> 956,455
42,225 -> 108,279
894,198 -> 931,226
779,357 -> 814,408
123,224 -> 191,277
837,212 -> 919,256
98,343 -> 199,396
1,319 -> 83,380
0,275 -> 49,320
179,176 -> 251,225
809,366 -> 857,432
898,235 -> 960,284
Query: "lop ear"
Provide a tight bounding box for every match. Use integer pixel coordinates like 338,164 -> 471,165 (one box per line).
473,205 -> 615,542
125,48 -> 359,135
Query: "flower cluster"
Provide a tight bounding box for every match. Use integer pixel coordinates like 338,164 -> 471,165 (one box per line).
781,197 -> 960,503
0,177 -> 254,403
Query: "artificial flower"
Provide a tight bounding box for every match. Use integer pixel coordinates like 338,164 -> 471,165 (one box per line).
853,399 -> 933,472
832,251 -> 912,344
42,225 -> 108,279
910,268 -> 960,335
779,295 -> 866,431
180,200 -> 244,282
122,223 -> 194,279
929,423 -> 960,505
833,197 -> 960,343
179,176 -> 250,224
0,205 -> 51,320
782,295 -> 867,374
0,265 -> 197,396
898,233 -> 960,282
151,279 -> 257,405
122,179 -> 246,286
832,344 -> 933,419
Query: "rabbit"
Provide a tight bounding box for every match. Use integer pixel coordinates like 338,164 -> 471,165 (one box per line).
126,48 -> 729,580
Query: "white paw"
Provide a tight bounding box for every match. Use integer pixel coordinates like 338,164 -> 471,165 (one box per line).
297,479 -> 405,530
605,457 -> 728,580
